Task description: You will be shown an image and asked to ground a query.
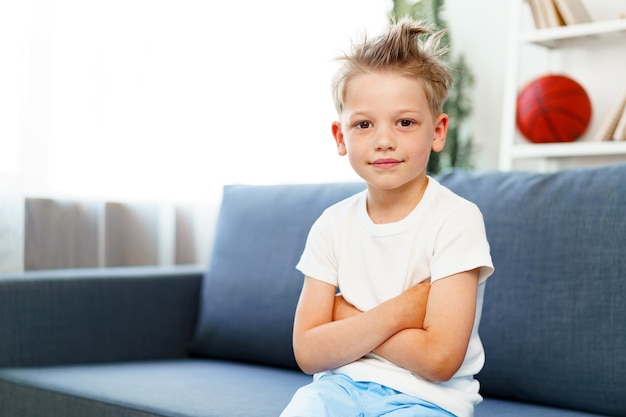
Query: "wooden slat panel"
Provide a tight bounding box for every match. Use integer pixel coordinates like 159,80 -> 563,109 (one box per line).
104,202 -> 158,267
175,205 -> 197,265
24,198 -> 99,270
174,202 -> 218,267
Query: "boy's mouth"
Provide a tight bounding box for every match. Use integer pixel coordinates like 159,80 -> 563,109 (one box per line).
370,158 -> 402,169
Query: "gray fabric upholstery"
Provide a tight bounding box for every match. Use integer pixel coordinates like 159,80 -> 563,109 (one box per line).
438,163 -> 626,417
0,359 -> 311,417
0,266 -> 202,367
476,399 -> 613,417
189,182 -> 365,369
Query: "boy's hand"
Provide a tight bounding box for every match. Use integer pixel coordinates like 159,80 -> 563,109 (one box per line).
393,279 -> 431,330
374,270 -> 480,381
292,277 -> 433,375
333,279 -> 431,330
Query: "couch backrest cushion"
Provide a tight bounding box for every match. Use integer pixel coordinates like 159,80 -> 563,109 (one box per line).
189,182 -> 365,369
438,163 -> 626,417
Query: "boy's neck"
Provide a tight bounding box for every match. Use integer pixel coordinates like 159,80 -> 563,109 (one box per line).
366,177 -> 429,224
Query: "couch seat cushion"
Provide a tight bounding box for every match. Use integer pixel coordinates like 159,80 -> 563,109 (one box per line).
477,398 -> 614,417
0,359 -> 311,417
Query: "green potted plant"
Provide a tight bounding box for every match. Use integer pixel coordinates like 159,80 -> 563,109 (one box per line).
391,0 -> 475,174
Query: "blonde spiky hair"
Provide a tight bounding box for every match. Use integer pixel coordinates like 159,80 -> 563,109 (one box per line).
331,17 -> 453,118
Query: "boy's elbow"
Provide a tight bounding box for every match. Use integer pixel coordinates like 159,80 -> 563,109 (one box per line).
294,357 -> 317,375
417,349 -> 464,382
293,345 -> 324,375
295,357 -> 331,376
423,363 -> 459,383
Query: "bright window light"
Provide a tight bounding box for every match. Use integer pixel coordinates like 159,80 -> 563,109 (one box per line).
19,0 -> 390,201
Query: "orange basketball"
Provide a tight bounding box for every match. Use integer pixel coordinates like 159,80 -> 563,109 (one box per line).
516,75 -> 592,143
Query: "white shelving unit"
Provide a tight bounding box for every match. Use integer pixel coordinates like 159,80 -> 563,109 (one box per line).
499,1 -> 626,171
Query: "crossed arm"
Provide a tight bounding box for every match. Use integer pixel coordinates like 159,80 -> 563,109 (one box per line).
292,269 -> 479,382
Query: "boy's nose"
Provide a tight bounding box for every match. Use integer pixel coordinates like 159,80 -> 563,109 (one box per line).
374,128 -> 396,151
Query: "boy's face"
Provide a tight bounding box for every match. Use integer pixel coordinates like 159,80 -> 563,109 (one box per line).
332,72 -> 447,193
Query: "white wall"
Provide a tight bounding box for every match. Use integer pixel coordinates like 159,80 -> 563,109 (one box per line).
445,0 -> 511,169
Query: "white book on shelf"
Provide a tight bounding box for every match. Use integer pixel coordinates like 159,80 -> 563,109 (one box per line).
613,105 -> 626,141
539,0 -> 565,27
593,88 -> 626,141
553,0 -> 593,25
529,0 -> 549,28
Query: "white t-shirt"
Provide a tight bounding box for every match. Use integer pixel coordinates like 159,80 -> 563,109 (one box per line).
296,178 -> 494,417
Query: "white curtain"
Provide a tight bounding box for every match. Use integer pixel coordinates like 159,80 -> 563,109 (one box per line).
0,0 -> 30,272
10,0 -> 389,203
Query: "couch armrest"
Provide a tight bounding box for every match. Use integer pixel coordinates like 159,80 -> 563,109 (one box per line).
0,265 -> 203,367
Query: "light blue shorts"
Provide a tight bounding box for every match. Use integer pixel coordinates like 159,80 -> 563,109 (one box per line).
280,373 -> 456,417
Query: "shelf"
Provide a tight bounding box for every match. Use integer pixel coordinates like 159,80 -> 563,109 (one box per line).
500,2 -> 626,172
519,18 -> 626,48
510,141 -> 626,159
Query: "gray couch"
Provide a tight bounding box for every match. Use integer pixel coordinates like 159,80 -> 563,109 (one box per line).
1,163 -> 625,417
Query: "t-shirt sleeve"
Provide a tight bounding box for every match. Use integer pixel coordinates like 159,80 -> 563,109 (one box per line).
430,202 -> 494,284
295,209 -> 339,287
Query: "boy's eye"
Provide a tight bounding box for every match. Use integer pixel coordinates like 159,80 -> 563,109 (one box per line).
356,121 -> 371,129
398,119 -> 414,127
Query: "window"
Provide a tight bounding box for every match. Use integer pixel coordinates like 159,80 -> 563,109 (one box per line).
12,0 -> 390,202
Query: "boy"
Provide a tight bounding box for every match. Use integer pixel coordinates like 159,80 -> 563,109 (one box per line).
280,18 -> 493,417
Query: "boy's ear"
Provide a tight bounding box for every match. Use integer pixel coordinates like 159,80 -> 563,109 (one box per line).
332,121 -> 347,156
431,113 -> 448,153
